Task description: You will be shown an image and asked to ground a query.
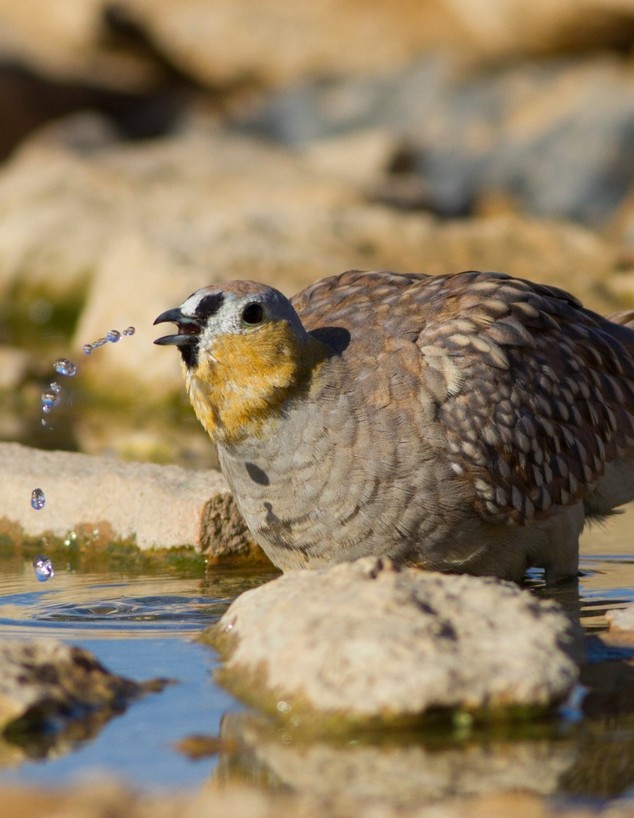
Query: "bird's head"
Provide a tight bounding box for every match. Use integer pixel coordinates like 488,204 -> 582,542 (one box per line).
154,281 -> 328,444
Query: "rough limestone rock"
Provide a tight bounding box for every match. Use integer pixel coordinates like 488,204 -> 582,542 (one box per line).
0,638 -> 155,733
207,557 -> 584,725
0,442 -> 259,558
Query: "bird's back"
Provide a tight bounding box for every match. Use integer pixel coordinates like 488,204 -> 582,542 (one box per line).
282,269 -> 634,580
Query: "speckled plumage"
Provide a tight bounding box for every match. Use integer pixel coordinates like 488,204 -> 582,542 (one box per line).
155,269 -> 634,582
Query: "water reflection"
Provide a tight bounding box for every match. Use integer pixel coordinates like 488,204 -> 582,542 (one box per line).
213,711 -> 578,807
0,564 -> 277,639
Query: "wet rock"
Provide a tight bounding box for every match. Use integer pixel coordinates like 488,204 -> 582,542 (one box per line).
206,557 -> 584,726
0,638 -> 160,739
0,441 -> 260,559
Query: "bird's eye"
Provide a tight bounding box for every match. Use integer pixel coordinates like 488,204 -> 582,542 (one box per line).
241,302 -> 264,326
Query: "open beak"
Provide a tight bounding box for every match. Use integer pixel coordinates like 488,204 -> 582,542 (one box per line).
153,308 -> 202,347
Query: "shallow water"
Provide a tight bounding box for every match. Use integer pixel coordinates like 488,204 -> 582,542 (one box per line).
0,506 -> 632,804
0,563 -> 277,788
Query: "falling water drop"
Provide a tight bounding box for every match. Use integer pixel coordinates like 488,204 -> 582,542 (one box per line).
106,329 -> 121,343
31,488 -> 46,510
33,555 -> 54,582
83,344 -> 93,355
123,326 -> 136,336
54,358 -> 77,377
41,390 -> 60,414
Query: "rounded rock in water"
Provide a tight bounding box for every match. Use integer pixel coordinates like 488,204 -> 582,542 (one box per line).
31,488 -> 46,510
123,326 -> 136,336
54,358 -> 77,377
33,555 -> 54,582
107,329 -> 121,343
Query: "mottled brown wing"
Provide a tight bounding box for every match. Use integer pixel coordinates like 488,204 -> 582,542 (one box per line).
411,271 -> 634,524
294,269 -> 634,526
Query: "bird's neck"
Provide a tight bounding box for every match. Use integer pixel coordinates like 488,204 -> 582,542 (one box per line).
185,330 -> 330,445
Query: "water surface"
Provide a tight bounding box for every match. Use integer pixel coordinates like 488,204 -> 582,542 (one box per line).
0,505 -> 632,804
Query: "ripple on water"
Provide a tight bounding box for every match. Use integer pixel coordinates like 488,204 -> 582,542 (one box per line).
0,567 -> 275,640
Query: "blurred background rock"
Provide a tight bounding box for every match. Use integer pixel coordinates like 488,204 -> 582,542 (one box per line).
3,0 -> 634,465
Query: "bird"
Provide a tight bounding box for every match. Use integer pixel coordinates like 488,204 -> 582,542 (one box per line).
154,269 -> 634,584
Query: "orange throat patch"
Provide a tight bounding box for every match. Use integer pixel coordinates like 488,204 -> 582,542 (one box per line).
184,321 -> 329,445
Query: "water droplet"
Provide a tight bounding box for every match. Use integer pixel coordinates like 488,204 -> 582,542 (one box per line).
33,555 -> 54,582
123,326 -> 136,336
31,488 -> 46,510
41,390 -> 60,413
92,337 -> 107,349
54,358 -> 77,377
83,344 -> 93,355
106,329 -> 121,343
50,382 -> 62,394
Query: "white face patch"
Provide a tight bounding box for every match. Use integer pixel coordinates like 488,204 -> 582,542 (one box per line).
180,291 -> 207,317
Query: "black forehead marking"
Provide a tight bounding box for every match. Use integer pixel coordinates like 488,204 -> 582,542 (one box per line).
195,293 -> 224,320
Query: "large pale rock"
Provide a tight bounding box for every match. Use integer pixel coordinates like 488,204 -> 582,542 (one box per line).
443,0 -> 634,58
0,1 -> 465,90
207,557 -> 584,725
0,1 -> 168,90
0,121 -> 358,306
4,0 -> 634,94
249,54 -> 634,226
0,442 -> 258,558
